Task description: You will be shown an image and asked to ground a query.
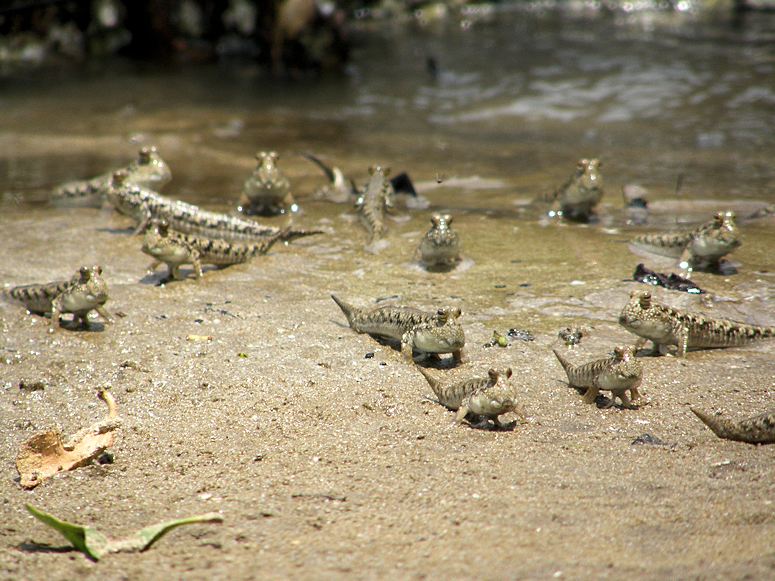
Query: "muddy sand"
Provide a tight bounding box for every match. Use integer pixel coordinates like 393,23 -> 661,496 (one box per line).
0,200 -> 774,580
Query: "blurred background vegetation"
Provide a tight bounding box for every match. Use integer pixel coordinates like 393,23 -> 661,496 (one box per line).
0,0 -> 765,73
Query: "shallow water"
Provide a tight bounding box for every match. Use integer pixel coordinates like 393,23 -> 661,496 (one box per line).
1,6 -> 774,313
1,9 -> 775,579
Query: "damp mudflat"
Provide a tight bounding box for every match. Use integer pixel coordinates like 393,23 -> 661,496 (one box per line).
1,6 -> 774,580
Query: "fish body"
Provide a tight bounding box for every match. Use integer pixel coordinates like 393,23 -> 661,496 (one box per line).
107,171 -> 318,242
619,290 -> 774,356
7,266 -> 111,331
142,220 -> 283,281
53,146 -> 171,200
418,213 -> 461,269
331,294 -> 465,363
355,165 -> 394,243
553,346 -> 643,408
691,408 -> 775,445
417,367 -> 520,427
631,211 -> 741,271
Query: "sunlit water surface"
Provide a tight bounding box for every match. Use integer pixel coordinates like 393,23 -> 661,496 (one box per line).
1,6 -> 773,322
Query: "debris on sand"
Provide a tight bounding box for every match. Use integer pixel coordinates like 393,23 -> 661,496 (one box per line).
557,327 -> 587,347
633,263 -> 705,294
16,389 -> 121,489
483,328 -> 534,348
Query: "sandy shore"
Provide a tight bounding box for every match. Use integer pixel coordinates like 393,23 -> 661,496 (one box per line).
1,201 -> 773,580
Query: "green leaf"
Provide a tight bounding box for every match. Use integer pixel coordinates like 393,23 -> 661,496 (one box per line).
26,504 -> 223,560
25,504 -> 109,560
127,513 -> 224,552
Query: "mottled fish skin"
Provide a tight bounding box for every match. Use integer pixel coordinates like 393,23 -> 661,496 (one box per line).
419,213 -> 461,268
631,231 -> 692,258
331,294 -> 465,363
417,367 -> 493,410
355,165 -> 394,243
142,220 -> 284,281
619,290 -> 774,357
631,211 -> 741,271
8,278 -> 74,315
7,266 -> 111,331
417,367 -> 520,427
553,345 -> 643,408
52,174 -> 110,200
52,146 -> 171,200
331,295 -> 431,339
107,171 -> 319,243
542,158 -> 603,221
691,408 -> 775,445
239,151 -> 295,216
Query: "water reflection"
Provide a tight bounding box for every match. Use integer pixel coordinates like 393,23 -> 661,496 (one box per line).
0,6 -> 773,211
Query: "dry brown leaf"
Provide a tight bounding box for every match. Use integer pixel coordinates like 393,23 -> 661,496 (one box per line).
16,389 -> 121,489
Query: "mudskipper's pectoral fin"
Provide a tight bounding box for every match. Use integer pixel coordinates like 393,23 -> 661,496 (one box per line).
95,306 -> 113,325
582,387 -> 600,405
677,247 -> 694,277
676,325 -> 689,357
49,296 -> 63,332
192,250 -> 203,279
616,391 -> 638,410
132,205 -> 152,236
400,333 -> 414,361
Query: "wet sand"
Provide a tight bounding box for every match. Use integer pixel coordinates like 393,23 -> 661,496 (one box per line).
2,8 -> 775,578
0,194 -> 773,579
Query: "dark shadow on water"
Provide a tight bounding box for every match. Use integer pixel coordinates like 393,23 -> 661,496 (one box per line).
633,348 -> 662,358
420,397 -> 519,431
44,317 -> 108,332
406,258 -> 473,275
421,262 -> 459,274
413,355 -> 460,370
463,417 -> 519,432
139,272 -> 170,286
327,331 -> 462,368
68,322 -> 107,333
365,336 -> 461,368
96,227 -> 135,235
49,198 -> 103,209
139,265 -> 221,286
704,261 -> 739,276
